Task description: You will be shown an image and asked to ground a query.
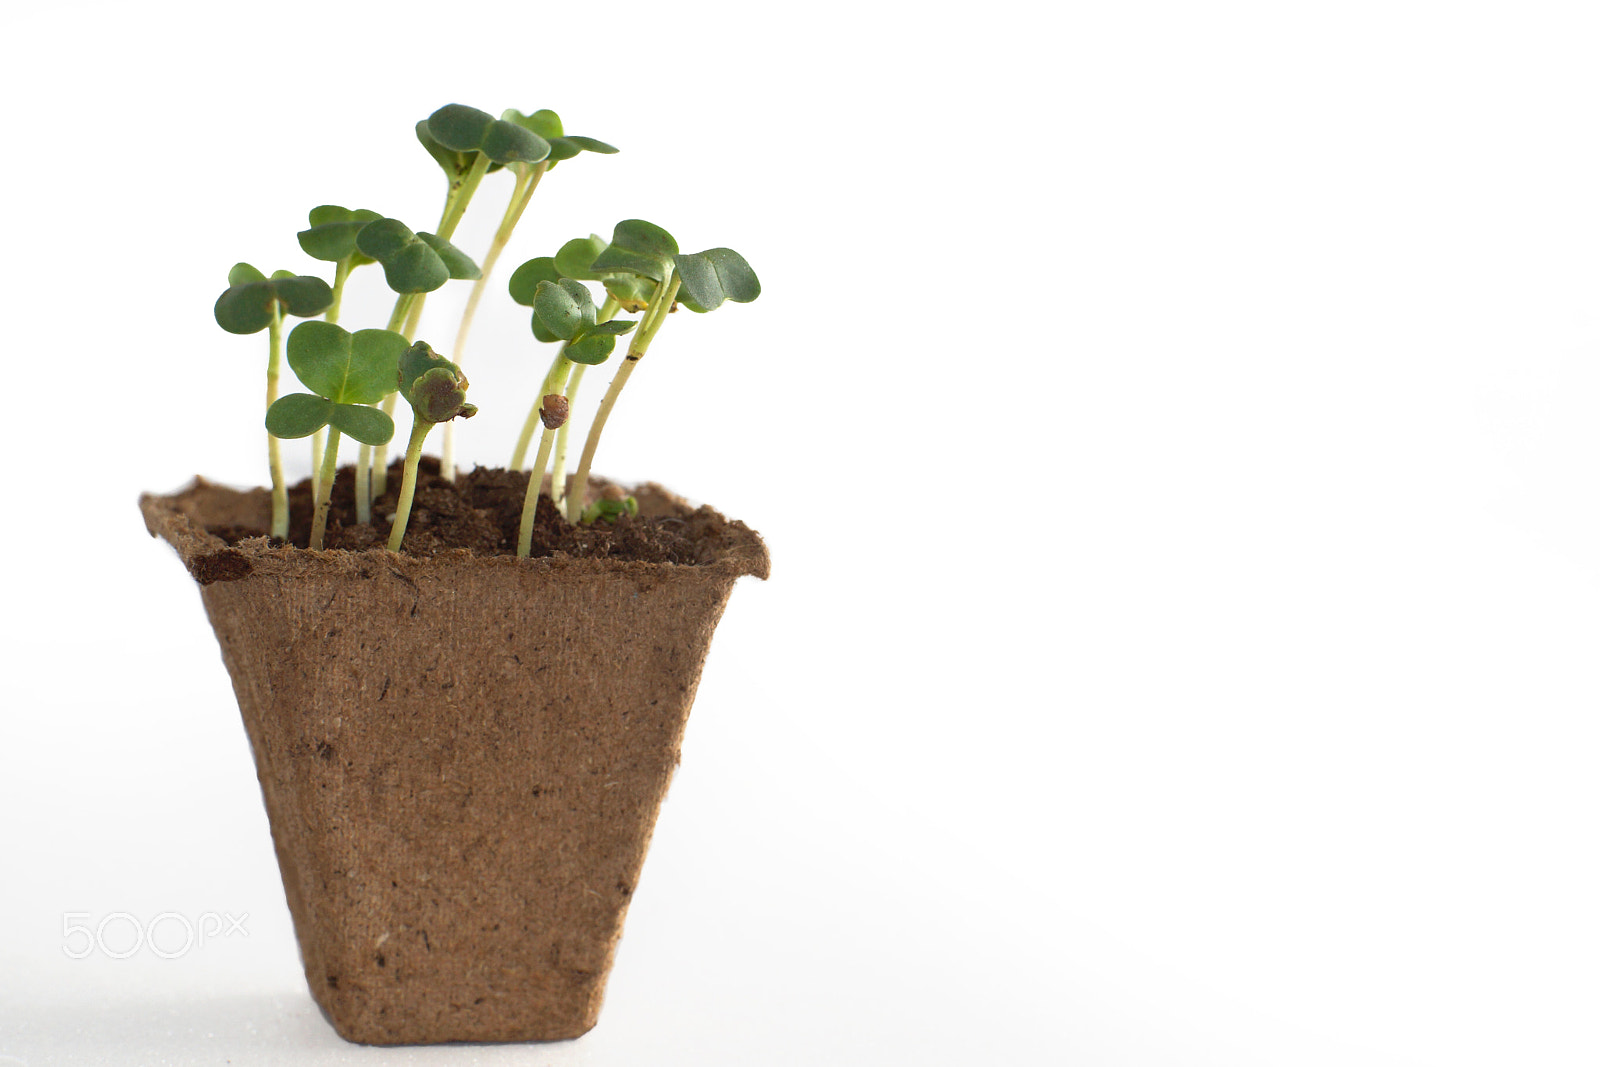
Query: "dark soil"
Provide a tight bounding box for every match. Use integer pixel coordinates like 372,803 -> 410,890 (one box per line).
206,458 -> 726,564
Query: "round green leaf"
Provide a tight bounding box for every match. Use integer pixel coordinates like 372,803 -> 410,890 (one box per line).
563,135 -> 617,154
509,257 -> 561,305
355,218 -> 412,262
215,283 -> 277,334
287,321 -> 407,405
214,275 -> 332,334
417,232 -> 481,280
273,275 -> 335,317
591,219 -> 678,280
358,219 -> 449,293
388,243 -> 448,292
611,219 -> 678,256
417,119 -> 469,177
544,138 -> 583,163
531,315 -> 560,344
554,235 -> 607,280
533,279 -> 588,341
704,247 -> 760,303
265,393 -> 333,438
673,248 -> 761,314
503,108 -> 563,140
228,262 -> 265,286
481,120 -> 548,165
329,403 -> 395,446
565,333 -> 617,365
426,104 -> 495,152
299,206 -> 384,263
672,252 -> 725,313
585,318 -> 636,336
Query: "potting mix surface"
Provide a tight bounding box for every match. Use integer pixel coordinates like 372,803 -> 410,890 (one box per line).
205,458 -> 724,563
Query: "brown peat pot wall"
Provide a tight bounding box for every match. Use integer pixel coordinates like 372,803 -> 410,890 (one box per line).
140,478 -> 768,1045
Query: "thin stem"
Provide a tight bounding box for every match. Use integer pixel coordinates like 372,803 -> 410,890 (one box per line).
402,293 -> 425,340
266,303 -> 288,540
510,347 -> 568,470
435,152 -> 492,241
373,393 -> 399,498
326,258 -> 352,325
311,260 -> 349,500
361,292 -> 418,503
517,426 -> 559,558
387,419 -> 434,553
550,363 -> 585,512
440,161 -> 549,482
311,429 -> 326,499
355,442 -> 372,524
567,273 -> 681,522
309,426 -> 343,551
551,294 -> 619,511
384,292 -> 415,334
516,357 -> 575,557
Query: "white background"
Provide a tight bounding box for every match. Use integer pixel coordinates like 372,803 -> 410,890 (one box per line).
2,1 -> 1599,1063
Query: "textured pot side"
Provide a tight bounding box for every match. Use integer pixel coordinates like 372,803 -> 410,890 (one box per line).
140,478 -> 768,1045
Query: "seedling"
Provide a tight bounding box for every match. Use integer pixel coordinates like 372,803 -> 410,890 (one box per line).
354,217 -> 479,504
509,272 -> 636,556
508,235 -> 648,512
438,108 -> 617,482
564,220 -> 759,523
387,343 -> 477,553
264,322 -> 405,550
214,264 -> 334,540
218,103 -> 759,557
297,205 -> 381,495
581,485 -> 640,525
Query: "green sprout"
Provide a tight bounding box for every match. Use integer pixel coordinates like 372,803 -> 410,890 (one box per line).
438,108 -> 617,483
564,220 -> 759,524
214,263 -> 334,540
403,104 -> 548,342
509,273 -> 636,557
264,322 -> 406,550
580,485 -> 640,525
297,205 -> 381,497
387,343 -> 478,553
354,217 -> 479,506
215,105 -> 761,558
508,235 -> 643,514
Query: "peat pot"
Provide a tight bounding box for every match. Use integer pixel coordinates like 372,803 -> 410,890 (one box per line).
139,477 -> 768,1044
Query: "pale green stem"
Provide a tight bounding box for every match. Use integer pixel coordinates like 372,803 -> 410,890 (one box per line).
515,359 -> 574,557
550,294 -> 620,511
517,426 -> 560,559
441,161 -> 549,482
326,258 -> 352,325
309,426 -> 343,551
567,274 -> 681,523
549,363 -> 585,512
435,152 -> 492,241
363,293 -> 418,502
355,442 -> 372,524
387,419 -> 434,553
373,393 -> 399,498
510,347 -> 569,470
266,304 -> 288,540
312,257 -> 350,500
384,292 -> 415,334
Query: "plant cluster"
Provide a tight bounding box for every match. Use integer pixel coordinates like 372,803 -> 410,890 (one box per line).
214,103 -> 759,555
